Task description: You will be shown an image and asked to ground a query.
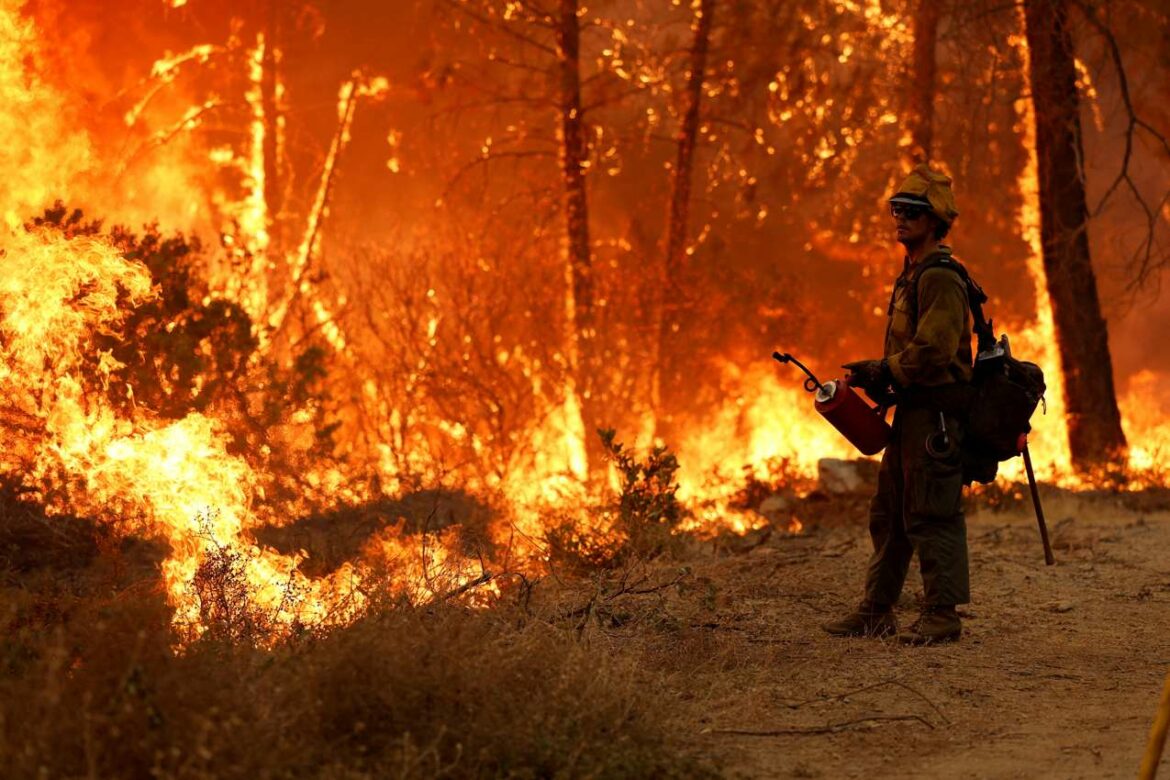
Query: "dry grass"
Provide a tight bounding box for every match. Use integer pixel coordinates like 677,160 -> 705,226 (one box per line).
0,489 -> 714,780
1,597 -> 709,778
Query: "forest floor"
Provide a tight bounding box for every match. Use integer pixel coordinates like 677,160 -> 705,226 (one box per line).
4,479 -> 1170,778
632,487 -> 1170,779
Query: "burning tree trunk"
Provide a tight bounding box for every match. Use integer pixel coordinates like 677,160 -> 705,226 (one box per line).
555,0 -> 602,475
260,2 -> 284,251
906,0 -> 939,163
1024,0 -> 1127,472
655,0 -> 715,442
265,77 -> 370,352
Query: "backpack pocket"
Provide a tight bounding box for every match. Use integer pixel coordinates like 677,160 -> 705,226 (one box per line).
968,358 -> 1045,460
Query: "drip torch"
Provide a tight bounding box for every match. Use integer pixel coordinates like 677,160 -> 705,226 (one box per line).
772,352 -> 891,456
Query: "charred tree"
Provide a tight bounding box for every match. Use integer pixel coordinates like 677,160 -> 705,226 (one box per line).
906,0 -> 939,162
555,0 -> 602,475
655,0 -> 715,442
1024,0 -> 1127,471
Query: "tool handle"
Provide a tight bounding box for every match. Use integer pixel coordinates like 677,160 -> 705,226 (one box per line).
1022,443 -> 1055,566
1139,669 -> 1170,780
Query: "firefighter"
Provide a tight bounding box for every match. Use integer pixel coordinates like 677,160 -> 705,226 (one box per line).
822,164 -> 972,645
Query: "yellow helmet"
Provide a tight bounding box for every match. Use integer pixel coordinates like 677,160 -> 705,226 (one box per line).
889,164 -> 959,225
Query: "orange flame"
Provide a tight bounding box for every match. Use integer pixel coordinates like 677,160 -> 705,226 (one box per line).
2,0 -> 1166,648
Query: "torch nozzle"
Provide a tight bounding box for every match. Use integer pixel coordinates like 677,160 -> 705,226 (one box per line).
772,350 -> 824,394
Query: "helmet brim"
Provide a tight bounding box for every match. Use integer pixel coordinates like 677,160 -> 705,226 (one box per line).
888,193 -> 932,207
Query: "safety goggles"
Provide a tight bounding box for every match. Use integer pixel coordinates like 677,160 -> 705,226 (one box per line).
890,203 -> 929,220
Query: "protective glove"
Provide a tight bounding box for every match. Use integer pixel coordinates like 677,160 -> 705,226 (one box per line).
866,387 -> 898,408
842,358 -> 892,397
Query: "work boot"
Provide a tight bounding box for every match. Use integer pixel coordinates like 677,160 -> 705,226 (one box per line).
821,602 -> 897,638
896,605 -> 962,645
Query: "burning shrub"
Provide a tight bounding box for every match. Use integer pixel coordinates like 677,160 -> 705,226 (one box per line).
544,508 -> 626,572
547,431 -> 685,570
602,428 -> 684,556
190,515 -> 300,645
22,202 -> 349,516
725,455 -> 807,513
30,203 -> 257,420
331,236 -> 576,493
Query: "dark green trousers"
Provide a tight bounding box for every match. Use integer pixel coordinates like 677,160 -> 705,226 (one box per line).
863,404 -> 970,606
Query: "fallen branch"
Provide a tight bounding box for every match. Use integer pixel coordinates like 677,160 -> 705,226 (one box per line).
885,680 -> 951,725
437,571 -> 495,603
616,570 -> 690,598
708,714 -> 935,737
560,568 -> 691,622
785,677 -> 951,725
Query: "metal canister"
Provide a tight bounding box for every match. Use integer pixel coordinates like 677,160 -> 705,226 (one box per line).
813,377 -> 892,456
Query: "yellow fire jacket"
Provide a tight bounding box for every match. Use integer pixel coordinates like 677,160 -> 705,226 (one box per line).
883,248 -> 974,388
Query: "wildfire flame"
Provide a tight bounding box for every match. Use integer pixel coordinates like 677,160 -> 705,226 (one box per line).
0,0 -> 1165,644
0,0 -> 495,639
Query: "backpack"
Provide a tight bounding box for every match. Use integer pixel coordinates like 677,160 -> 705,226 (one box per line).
907,253 -> 1046,483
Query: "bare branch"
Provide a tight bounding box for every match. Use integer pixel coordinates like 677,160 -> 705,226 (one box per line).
582,84 -> 654,113
440,149 -> 557,203
489,53 -> 554,76
1072,0 -> 1170,286
441,0 -> 557,56
119,100 -> 232,172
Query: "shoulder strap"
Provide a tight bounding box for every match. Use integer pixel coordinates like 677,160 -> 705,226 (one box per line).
908,252 -> 997,353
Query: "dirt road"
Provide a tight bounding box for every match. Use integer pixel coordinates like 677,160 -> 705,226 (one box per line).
646,491 -> 1170,778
